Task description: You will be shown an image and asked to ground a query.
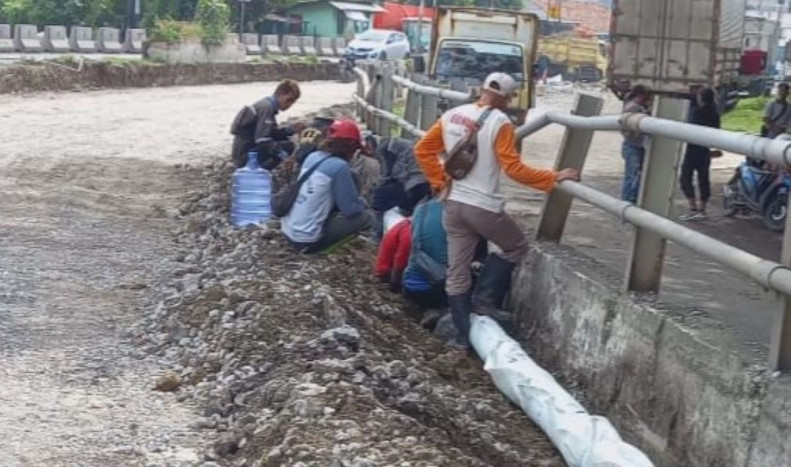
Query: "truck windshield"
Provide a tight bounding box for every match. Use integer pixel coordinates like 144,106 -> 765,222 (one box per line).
434,40 -> 524,82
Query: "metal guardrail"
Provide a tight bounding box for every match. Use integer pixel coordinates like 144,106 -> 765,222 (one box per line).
352,64 -> 791,372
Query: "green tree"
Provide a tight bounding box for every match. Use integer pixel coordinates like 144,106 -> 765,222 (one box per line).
195,0 -> 229,45
0,0 -> 122,26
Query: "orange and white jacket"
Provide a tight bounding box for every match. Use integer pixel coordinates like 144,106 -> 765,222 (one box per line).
414,103 -> 556,213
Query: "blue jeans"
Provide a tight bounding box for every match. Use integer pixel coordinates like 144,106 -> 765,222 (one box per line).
621,142 -> 645,203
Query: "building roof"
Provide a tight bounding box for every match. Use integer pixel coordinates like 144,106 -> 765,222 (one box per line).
329,1 -> 386,13
289,1 -> 385,13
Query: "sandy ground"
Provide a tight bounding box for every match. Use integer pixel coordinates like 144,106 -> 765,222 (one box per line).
510,85 -> 782,355
0,81 -> 356,466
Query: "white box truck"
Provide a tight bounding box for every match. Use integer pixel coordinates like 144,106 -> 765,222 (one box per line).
608,0 -> 746,106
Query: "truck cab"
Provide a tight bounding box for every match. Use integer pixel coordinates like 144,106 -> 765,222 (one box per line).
423,8 -> 540,125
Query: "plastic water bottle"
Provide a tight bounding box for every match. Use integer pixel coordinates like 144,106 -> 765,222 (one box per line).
231,151 -> 272,227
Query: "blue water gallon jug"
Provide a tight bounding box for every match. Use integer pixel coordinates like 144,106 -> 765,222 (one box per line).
231,151 -> 273,227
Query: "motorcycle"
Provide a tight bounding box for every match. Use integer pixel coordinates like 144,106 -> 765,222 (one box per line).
723,161 -> 791,231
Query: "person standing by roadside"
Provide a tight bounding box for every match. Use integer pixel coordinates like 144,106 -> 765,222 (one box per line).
414,72 -> 580,349
230,79 -> 303,170
679,88 -> 721,221
620,85 -> 651,203
762,82 -> 791,140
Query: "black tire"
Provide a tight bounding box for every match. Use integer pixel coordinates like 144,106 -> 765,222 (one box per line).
763,193 -> 788,232
379,51 -> 387,61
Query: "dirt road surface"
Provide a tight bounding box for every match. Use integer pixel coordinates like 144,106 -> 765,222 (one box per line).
0,82 -> 356,466
512,86 -> 781,355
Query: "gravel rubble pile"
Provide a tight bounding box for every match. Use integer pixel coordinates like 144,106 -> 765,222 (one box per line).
130,129 -> 563,467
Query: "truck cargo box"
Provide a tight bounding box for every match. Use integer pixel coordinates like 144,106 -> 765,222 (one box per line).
608,0 -> 746,98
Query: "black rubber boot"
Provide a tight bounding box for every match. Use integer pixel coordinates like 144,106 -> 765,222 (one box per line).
447,293 -> 473,349
472,254 -> 516,318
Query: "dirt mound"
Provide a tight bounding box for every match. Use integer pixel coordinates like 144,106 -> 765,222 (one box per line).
0,61 -> 339,95
130,156 -> 562,466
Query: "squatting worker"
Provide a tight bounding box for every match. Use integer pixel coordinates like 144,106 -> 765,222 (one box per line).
414,72 -> 580,349
230,79 -> 303,170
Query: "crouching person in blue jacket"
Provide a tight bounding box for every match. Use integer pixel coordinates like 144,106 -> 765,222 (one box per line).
282,120 -> 374,253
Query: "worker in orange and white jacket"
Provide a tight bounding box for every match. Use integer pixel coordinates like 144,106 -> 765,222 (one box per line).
414,72 -> 580,349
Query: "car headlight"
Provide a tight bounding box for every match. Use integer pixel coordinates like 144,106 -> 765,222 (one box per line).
369,50 -> 380,58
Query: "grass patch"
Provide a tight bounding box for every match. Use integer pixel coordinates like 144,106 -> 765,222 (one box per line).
722,96 -> 769,134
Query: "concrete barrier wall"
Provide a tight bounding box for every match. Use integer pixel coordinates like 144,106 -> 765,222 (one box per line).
317,37 -> 334,56
511,242 -> 791,467
97,27 -> 123,53
13,24 -> 42,52
333,37 -> 347,57
241,33 -> 261,55
69,26 -> 96,52
300,36 -> 317,56
262,35 -> 281,55
282,35 -> 301,55
124,28 -> 146,53
0,61 -> 340,94
0,24 -> 13,52
43,25 -> 70,52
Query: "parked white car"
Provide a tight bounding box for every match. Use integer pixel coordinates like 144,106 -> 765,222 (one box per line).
343,29 -> 411,62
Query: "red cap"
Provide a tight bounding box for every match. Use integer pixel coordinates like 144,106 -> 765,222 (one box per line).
328,119 -> 362,145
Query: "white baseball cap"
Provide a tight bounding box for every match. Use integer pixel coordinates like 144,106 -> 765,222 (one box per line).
483,72 -> 519,97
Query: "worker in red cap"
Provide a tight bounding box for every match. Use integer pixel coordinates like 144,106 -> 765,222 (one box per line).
282,119 -> 373,253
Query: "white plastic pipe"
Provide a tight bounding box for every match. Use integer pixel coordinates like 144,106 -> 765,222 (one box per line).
514,109 -> 791,168
391,74 -> 474,102
470,314 -> 655,467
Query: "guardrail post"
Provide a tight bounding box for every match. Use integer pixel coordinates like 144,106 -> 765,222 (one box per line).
536,93 -> 603,242
364,62 -> 379,133
355,71 -> 364,120
379,62 -> 395,137
402,78 -> 421,139
770,201 -> 791,371
624,96 -> 689,293
419,77 -> 439,131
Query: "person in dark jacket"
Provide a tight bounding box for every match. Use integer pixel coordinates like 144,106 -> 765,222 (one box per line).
679,88 -> 721,221
370,137 -> 431,239
230,79 -> 302,170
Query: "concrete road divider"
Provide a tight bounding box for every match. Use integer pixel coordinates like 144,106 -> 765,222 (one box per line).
43,26 -> 70,52
13,25 -> 42,52
69,26 -> 96,53
332,37 -> 347,57
300,36 -> 317,56
283,35 -> 302,55
97,27 -> 123,53
123,28 -> 146,53
241,34 -> 261,55
0,24 -> 13,52
262,35 -> 282,55
317,37 -> 334,56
